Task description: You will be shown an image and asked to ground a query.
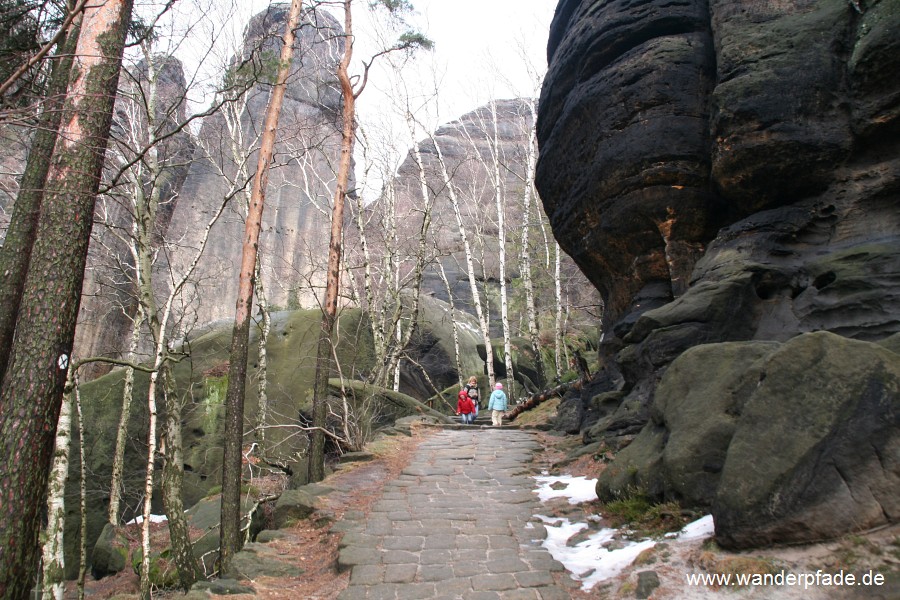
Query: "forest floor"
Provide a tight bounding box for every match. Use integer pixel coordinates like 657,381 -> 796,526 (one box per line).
73,401 -> 899,599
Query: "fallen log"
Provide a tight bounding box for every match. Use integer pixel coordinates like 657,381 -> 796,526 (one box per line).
506,378 -> 584,421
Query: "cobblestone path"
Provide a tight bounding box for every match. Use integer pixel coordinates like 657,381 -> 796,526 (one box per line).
335,428 -> 575,600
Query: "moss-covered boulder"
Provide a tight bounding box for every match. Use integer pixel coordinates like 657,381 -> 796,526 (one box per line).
228,542 -> 302,579
714,332 -> 900,548
598,331 -> 900,549
595,422 -> 667,501
657,341 -> 780,505
91,523 -> 130,578
131,547 -> 182,589
69,308 -> 374,573
272,488 -> 320,529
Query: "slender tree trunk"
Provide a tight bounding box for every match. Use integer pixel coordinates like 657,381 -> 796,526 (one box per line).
488,100 -> 514,387
160,363 -> 202,589
108,306 -> 144,525
519,99 -> 544,386
0,3 -> 134,596
374,118 -> 434,390
426,129 -> 496,385
221,0 -> 305,571
75,387 -> 87,600
0,6 -> 81,383
309,0 -> 357,483
254,259 -> 272,454
554,242 -> 563,379
40,371 -> 75,600
139,360 -> 161,599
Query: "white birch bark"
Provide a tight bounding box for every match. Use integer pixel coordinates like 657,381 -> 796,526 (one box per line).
107,304 -> 143,525
487,100 -> 514,387
425,129 -> 496,385
75,383 -> 87,600
518,98 -> 544,385
554,242 -> 564,379
254,258 -> 272,453
40,371 -> 74,600
139,197 -> 229,599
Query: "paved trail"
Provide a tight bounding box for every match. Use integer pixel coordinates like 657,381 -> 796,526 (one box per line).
336,428 -> 575,600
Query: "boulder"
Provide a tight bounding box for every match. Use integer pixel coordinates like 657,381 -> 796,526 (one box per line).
597,331 -> 900,548
714,332 -> 900,548
228,542 -> 302,579
91,523 -> 130,579
658,341 -> 780,506
272,488 -> 320,529
191,579 -> 255,595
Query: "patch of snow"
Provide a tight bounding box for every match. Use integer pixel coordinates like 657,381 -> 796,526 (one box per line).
670,514 -> 715,541
533,474 -> 598,504
126,514 -> 168,525
532,474 -> 716,591
536,514 -> 657,590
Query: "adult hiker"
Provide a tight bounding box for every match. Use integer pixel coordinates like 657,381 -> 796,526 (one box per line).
487,382 -> 508,427
456,387 -> 476,424
465,376 -> 480,419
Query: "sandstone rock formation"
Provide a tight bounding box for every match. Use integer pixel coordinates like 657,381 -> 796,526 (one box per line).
597,332 -> 900,549
375,98 -> 601,370
537,0 -> 900,546
74,55 -> 195,372
384,98 -> 539,317
164,3 -> 344,327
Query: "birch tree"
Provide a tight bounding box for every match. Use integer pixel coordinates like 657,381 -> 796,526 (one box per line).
40,370 -> 76,600
425,127 -> 497,386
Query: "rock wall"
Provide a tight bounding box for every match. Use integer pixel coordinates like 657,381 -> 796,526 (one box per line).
378,98 -> 601,352
536,0 -> 900,546
163,4 -> 344,327
386,99 -> 538,317
74,56 -> 195,373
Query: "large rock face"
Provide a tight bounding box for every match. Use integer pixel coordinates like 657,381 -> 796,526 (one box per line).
162,3 -> 344,327
537,0 -> 900,546
376,98 -> 601,351
386,99 -> 539,318
74,56 -> 195,373
597,332 -> 900,549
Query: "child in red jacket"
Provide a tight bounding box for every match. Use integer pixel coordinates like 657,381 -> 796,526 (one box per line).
456,388 -> 475,424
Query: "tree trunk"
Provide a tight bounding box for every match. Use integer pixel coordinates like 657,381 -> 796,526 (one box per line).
554,242 -> 563,379
160,364 -> 202,589
40,372 -> 75,600
309,0 -> 357,483
0,7 -> 81,383
426,129 -> 496,385
0,3 -> 134,596
519,98 -> 544,386
139,360 -> 160,599
254,259 -> 272,454
487,100 -> 514,387
108,306 -> 144,525
75,387 -> 87,600
220,0 -> 305,572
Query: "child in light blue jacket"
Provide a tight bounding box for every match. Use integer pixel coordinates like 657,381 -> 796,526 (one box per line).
487,383 -> 508,427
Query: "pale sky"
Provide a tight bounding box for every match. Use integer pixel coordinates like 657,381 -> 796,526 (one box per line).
191,0 -> 556,123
